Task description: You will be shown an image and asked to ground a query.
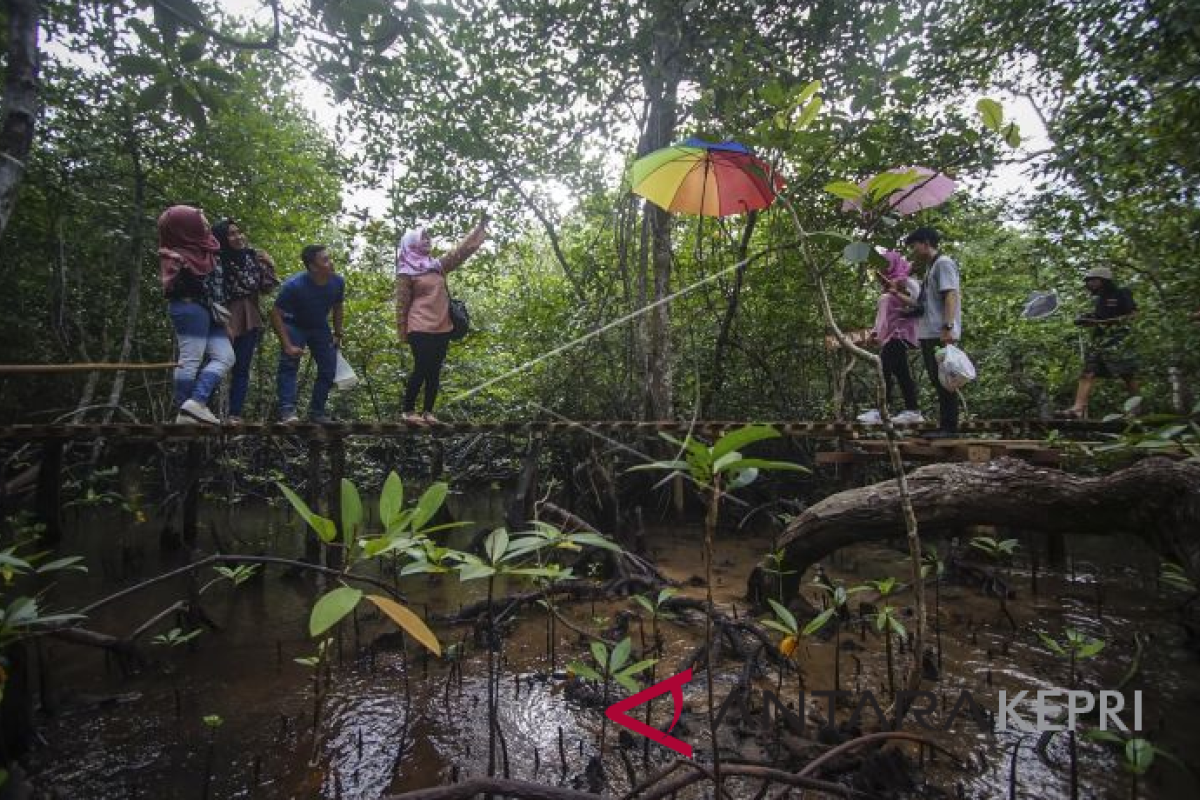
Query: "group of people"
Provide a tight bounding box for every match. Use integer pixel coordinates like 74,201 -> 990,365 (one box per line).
157,204 -> 487,425
860,226 -> 1141,434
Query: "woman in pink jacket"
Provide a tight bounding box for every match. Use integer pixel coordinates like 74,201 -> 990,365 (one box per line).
395,220 -> 488,423
857,251 -> 924,425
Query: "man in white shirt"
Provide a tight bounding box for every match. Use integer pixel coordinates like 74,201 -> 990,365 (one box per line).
905,227 -> 962,437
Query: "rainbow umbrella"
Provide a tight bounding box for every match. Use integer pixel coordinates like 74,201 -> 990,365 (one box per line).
631,138 -> 783,217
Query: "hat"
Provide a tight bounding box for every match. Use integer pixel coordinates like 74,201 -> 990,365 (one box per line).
1083,267 -> 1113,281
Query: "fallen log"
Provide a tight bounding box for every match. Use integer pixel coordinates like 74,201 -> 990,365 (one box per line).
748,457 -> 1200,605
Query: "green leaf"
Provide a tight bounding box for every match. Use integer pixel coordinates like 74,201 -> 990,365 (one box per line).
794,79 -> 821,104
568,533 -> 623,553
712,451 -> 743,473
723,458 -> 808,473
1082,729 -> 1125,745
843,241 -> 872,264
179,34 -> 206,63
568,661 -> 602,682
796,96 -> 823,129
614,673 -> 640,694
621,658 -> 657,677
1003,122 -> 1021,148
135,81 -> 171,113
726,467 -> 759,490
341,478 -> 363,550
711,425 -> 780,461
457,562 -> 496,581
634,595 -> 655,614
825,180 -> 864,202
761,619 -> 795,636
628,460 -> 690,473
379,472 -> 404,528
412,482 -> 449,531
309,586 -> 362,637
590,641 -> 608,671
1125,738 -> 1155,775
610,637 -> 631,671
1039,632 -> 1067,657
767,598 -> 797,633
277,482 -> 337,543
36,556 -> 87,574
1076,639 -> 1105,659
117,55 -> 164,77
485,528 -> 509,565
172,83 -> 207,129
888,616 -> 907,638
802,607 -> 836,636
976,98 -> 1004,132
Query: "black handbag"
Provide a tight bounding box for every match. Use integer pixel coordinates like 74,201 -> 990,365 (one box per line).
448,297 -> 470,340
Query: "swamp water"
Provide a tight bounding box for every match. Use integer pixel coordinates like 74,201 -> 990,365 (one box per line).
21,491 -> 1200,799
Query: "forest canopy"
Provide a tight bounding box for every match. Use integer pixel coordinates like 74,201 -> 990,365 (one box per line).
1,0 -> 1198,424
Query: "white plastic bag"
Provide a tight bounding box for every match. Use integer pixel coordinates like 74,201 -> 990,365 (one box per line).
936,344 -> 976,392
334,352 -> 359,390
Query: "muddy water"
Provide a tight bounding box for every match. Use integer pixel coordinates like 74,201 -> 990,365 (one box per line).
23,493 -> 1200,799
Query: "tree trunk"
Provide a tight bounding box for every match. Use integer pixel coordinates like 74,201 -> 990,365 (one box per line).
636,11 -> 681,421
98,112 -> 147,426
748,457 -> 1200,604
0,0 -> 39,240
705,212 -> 757,415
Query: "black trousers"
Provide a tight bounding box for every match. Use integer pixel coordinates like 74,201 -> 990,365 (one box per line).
404,331 -> 452,412
881,338 -> 919,411
920,338 -> 960,432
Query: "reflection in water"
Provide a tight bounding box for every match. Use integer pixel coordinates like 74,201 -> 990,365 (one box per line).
22,499 -> 1200,799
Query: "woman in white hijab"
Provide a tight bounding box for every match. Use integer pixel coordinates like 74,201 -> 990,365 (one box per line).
395,219 -> 487,423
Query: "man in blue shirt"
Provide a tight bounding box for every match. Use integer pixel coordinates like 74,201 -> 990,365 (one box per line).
272,244 -> 345,423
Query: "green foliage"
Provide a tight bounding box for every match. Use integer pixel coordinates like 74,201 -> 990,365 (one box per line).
1039,628 -> 1105,660
969,536 -> 1020,560
151,627 -> 202,647
568,635 -> 656,694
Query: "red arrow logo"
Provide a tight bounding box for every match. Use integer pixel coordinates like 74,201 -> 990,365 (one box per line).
604,668 -> 694,758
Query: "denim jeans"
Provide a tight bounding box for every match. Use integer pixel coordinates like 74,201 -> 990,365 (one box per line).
229,327 -> 262,417
169,300 -> 234,407
277,325 -> 337,418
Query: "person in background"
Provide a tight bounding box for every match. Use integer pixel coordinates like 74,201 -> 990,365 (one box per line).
158,205 -> 233,425
395,219 -> 488,424
1057,267 -> 1140,419
905,226 -> 963,438
212,219 -> 279,423
272,244 -> 344,424
857,250 -> 924,425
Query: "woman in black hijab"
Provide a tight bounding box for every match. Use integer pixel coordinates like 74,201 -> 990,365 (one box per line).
212,219 -> 279,422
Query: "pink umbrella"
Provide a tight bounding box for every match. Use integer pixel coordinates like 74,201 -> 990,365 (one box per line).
842,167 -> 956,215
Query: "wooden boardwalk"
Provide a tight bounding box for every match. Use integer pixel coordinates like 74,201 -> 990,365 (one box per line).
0,418 -> 1120,443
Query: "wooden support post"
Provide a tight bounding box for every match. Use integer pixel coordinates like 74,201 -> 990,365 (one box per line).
182,441 -> 202,548
430,439 -> 444,482
326,437 -> 345,571
35,440 -> 64,545
506,433 -> 542,531
305,440 -> 323,565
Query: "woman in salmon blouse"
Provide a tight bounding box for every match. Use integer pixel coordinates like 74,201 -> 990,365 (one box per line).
395,219 -> 488,423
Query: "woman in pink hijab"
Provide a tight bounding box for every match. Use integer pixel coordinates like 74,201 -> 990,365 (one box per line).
395,219 -> 488,423
158,205 -> 233,425
857,250 -> 924,425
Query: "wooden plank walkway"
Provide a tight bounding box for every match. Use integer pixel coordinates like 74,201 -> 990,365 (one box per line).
0,418 -> 1120,443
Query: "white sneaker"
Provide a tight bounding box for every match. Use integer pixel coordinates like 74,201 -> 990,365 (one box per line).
280,413 -> 301,424
179,398 -> 220,425
856,409 -> 882,424
893,410 -> 926,424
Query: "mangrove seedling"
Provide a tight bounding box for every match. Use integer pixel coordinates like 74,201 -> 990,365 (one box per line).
631,587 -> 678,765
761,548 -> 796,605
567,636 -> 656,757
970,535 -> 1020,626
200,713 -> 223,800
921,547 -> 945,669
1083,730 -> 1184,800
868,577 -> 906,698
1039,627 -> 1105,800
762,598 -> 834,700
630,424 -> 807,786
814,579 -> 868,697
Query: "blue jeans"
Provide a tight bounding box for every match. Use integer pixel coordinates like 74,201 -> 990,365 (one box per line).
169,300 -> 234,407
229,328 -> 262,417
277,325 -> 336,418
